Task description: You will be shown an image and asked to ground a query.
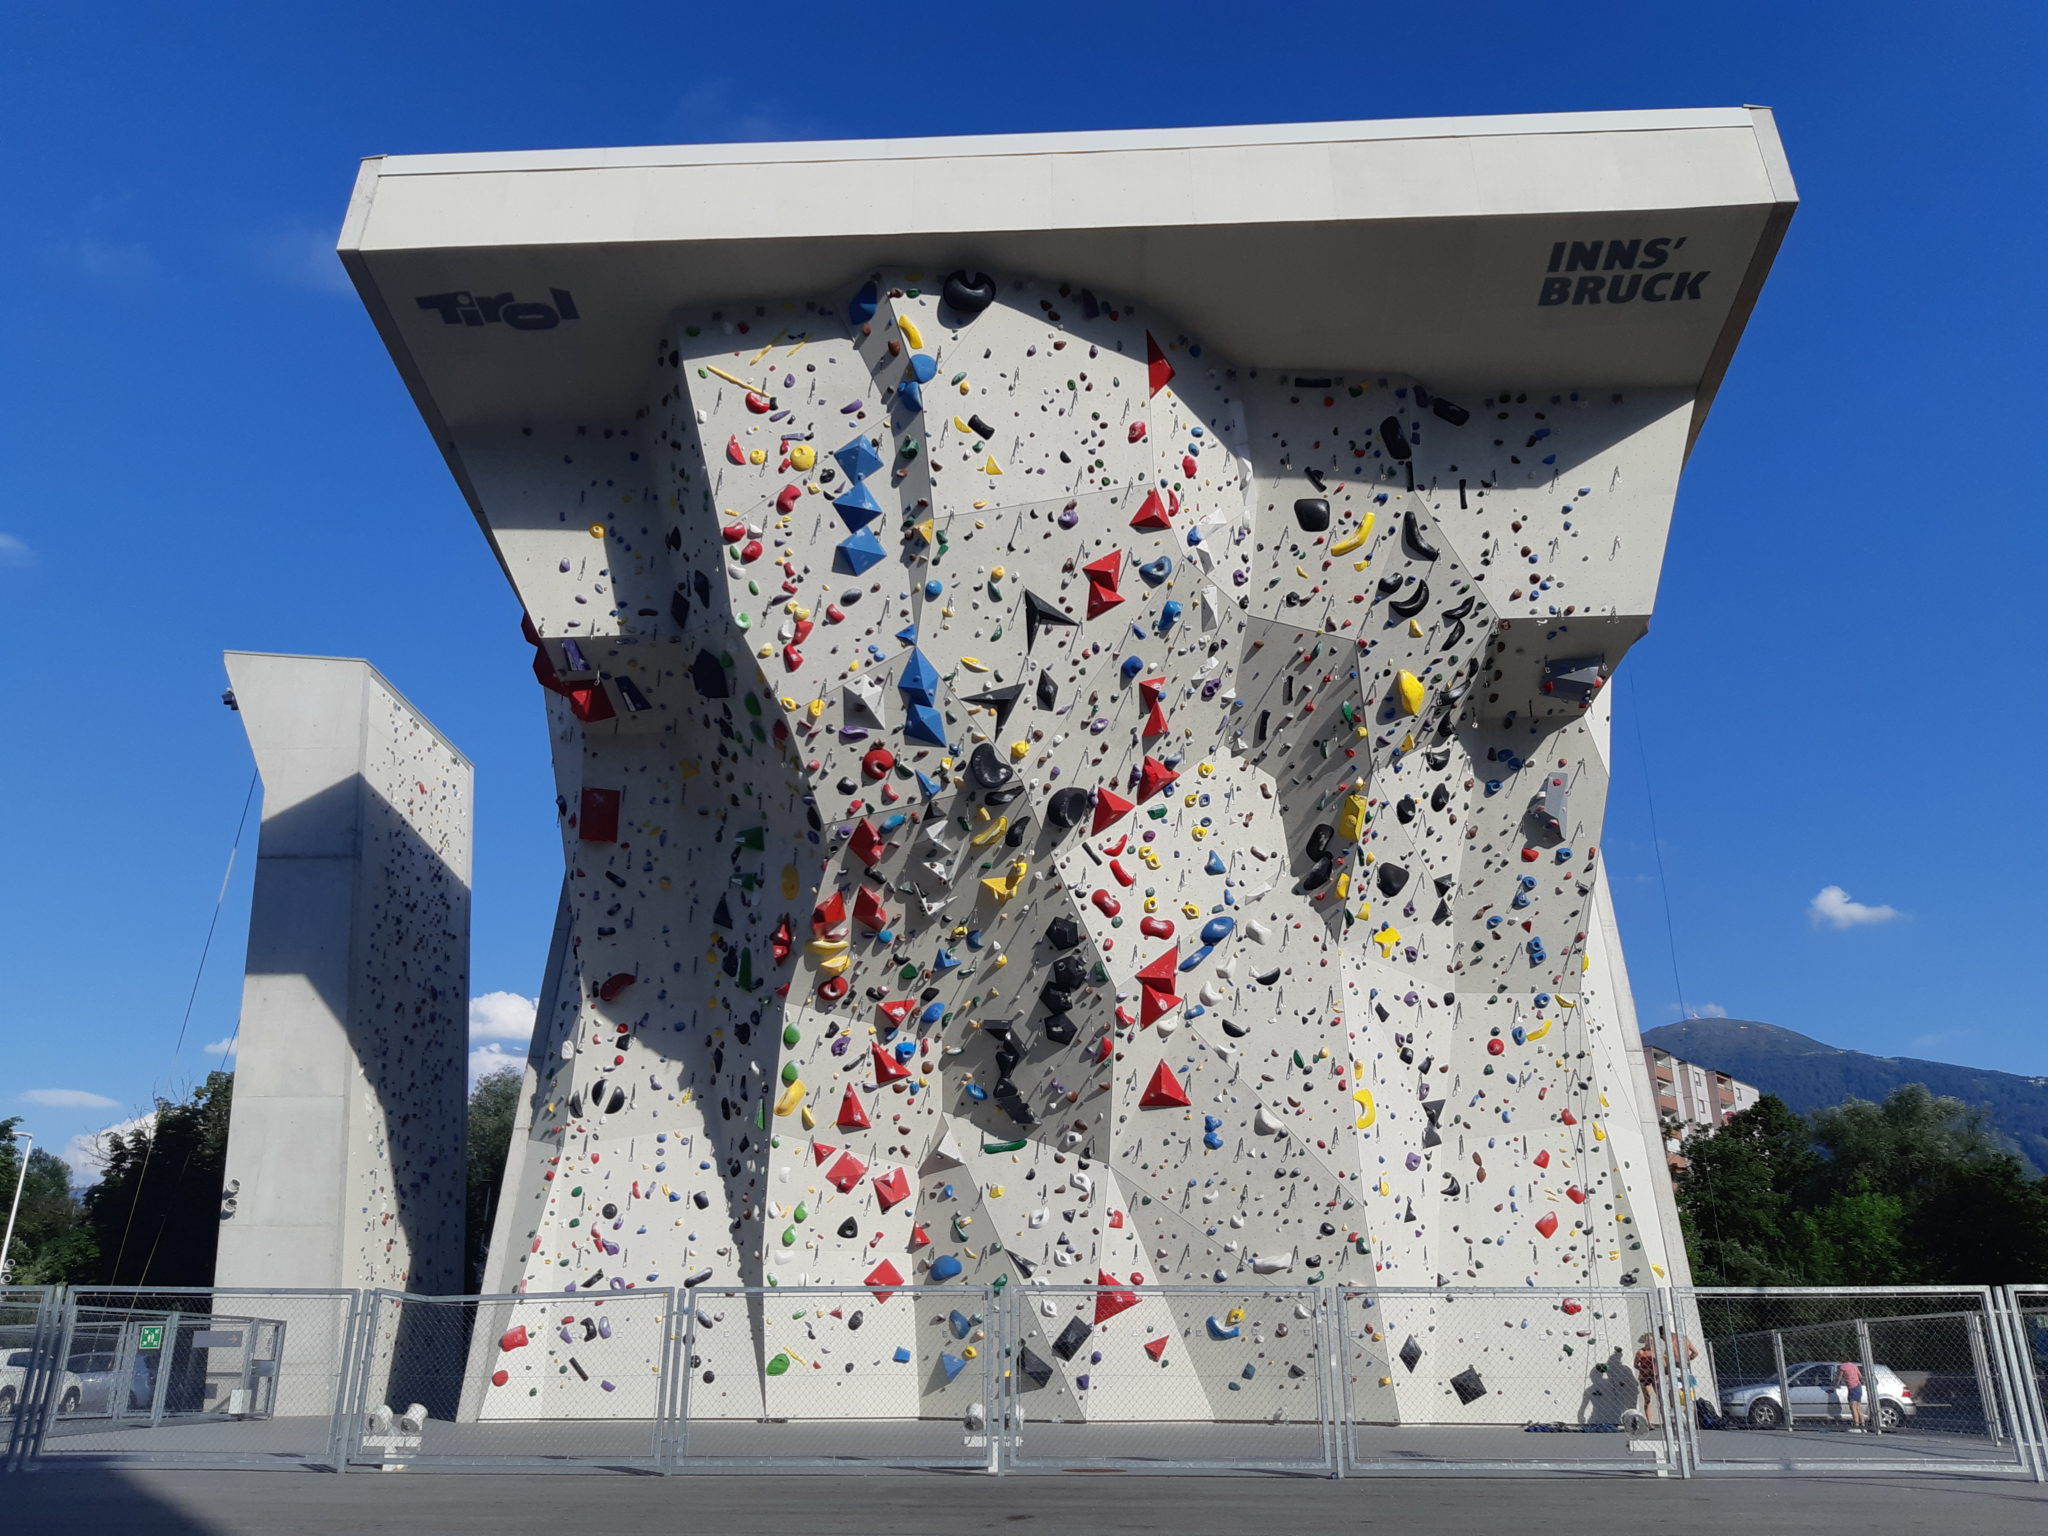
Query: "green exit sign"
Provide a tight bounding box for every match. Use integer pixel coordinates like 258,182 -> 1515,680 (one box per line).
136,1325 -> 164,1350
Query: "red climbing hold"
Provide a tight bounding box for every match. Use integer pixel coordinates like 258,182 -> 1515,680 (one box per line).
908,1224 -> 931,1250
1535,1211 -> 1560,1239
873,1043 -> 911,1083
836,1086 -> 871,1129
813,891 -> 847,935
1138,677 -> 1169,737
1136,948 -> 1180,988
1146,332 -> 1175,397
1532,1149 -> 1551,1169
770,916 -> 794,964
1139,1061 -> 1191,1109
1136,756 -> 1179,802
872,1167 -> 911,1211
1559,1109 -> 1579,1126
499,1325 -> 529,1352
1144,1337 -> 1170,1363
812,1140 -> 837,1164
1130,489 -> 1173,531
1095,1271 -> 1141,1322
848,820 -> 886,867
1082,551 -> 1125,618
853,887 -> 889,931
862,746 -> 895,780
865,1260 -> 904,1301
726,435 -> 746,465
877,998 -> 915,1026
579,787 -> 621,843
569,685 -> 615,724
490,1369 -> 509,1386
1139,985 -> 1182,1026
596,973 -> 636,1004
825,1152 -> 868,1192
1092,788 -> 1134,833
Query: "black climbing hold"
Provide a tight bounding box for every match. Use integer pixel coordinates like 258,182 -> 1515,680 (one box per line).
712,895 -> 735,928
1294,498 -> 1331,532
968,743 -> 1015,791
1450,1368 -> 1488,1406
1430,784 -> 1451,812
1004,815 -> 1032,846
1400,1336 -> 1424,1372
1253,967 -> 1281,986
942,269 -> 997,316
693,1190 -> 711,1209
1431,396 -> 1471,427
964,683 -> 1024,729
1018,1345 -> 1055,1386
691,648 -> 731,699
1220,1018 -> 1250,1038
1305,824 -> 1335,859
1045,916 -> 1083,951
1046,787 -> 1090,828
1050,954 -> 1088,991
1041,1012 -> 1077,1045
838,1217 -> 859,1239
1051,1318 -> 1094,1361
1389,580 -> 1430,620
1378,416 -> 1412,461
1023,591 -> 1079,650
1299,852 -> 1333,891
1035,671 -> 1059,710
1376,863 -> 1410,898
1401,508 -> 1440,562
605,1086 -> 626,1115
601,1203 -> 618,1220
967,414 -> 996,440
1396,795 -> 1417,825
669,583 -> 690,625
1375,573 -> 1405,599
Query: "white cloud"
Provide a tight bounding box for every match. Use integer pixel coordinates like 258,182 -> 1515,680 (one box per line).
1809,885 -> 1901,930
20,1088 -> 119,1109
62,1112 -> 154,1180
0,534 -> 31,569
468,1042 -> 525,1086
1687,1003 -> 1729,1019
470,991 -> 537,1043
204,1037 -> 238,1060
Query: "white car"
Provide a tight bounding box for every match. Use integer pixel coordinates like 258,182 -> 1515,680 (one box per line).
1720,1360 -> 1915,1430
0,1349 -> 85,1420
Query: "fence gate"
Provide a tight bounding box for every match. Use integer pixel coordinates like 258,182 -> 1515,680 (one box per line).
1678,1286 -> 2038,1478
999,1283 -> 1336,1475
1,1286 -> 62,1472
27,1288 -> 361,1470
1335,1285 -> 1685,1475
1998,1286 -> 2048,1480
342,1288 -> 676,1472
673,1285 -> 997,1471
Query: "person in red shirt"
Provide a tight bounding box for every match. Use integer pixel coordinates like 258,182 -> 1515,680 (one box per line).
1834,1360 -> 1867,1430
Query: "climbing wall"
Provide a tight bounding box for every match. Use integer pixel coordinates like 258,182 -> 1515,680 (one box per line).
218,652 -> 472,1294
469,270 -> 1686,1423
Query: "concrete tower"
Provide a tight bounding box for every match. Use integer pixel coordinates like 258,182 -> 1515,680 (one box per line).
216,652 -> 471,1293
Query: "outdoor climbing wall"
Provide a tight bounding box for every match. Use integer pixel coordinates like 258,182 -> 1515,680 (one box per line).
468,269 -> 1688,1425
217,652 -> 472,1294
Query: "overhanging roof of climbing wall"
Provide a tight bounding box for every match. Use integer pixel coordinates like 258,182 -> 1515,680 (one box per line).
340,108 -> 1796,441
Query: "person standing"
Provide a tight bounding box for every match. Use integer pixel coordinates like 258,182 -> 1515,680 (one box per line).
1834,1359 -> 1867,1431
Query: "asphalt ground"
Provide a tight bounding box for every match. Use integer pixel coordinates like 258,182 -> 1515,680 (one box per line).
6,1467 -> 2047,1536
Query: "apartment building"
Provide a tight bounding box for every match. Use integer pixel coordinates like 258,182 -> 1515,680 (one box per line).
1643,1045 -> 1762,1171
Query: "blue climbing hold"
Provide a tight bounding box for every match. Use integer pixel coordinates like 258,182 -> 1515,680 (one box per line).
907,353 -> 937,383
835,527 -> 886,576
898,648 -> 940,704
903,702 -> 948,747
849,283 -> 879,327
1200,915 -> 1235,945
833,481 -> 884,529
834,435 -> 883,482
1206,1316 -> 1240,1340
1206,851 -> 1227,875
1138,556 -> 1173,586
930,1255 -> 964,1282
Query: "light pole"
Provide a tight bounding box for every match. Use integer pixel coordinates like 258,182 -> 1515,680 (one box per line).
1,1132 -> 31,1284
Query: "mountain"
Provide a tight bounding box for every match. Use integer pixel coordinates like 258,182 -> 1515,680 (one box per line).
1640,1018 -> 2048,1174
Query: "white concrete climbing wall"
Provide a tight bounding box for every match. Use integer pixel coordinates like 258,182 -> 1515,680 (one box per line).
468,270 -> 1688,1424
217,652 -> 472,1294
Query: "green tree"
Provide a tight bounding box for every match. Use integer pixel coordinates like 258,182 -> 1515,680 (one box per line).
82,1072 -> 234,1286
0,1119 -> 100,1284
1905,1155 -> 2048,1285
465,1067 -> 522,1290
1811,1084 -> 2003,1195
1803,1186 -> 1910,1285
1675,1094 -> 1824,1285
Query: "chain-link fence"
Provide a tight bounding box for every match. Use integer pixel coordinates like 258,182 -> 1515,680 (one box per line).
1336,1286 -> 1686,1474
341,1288 -> 676,1471
1681,1287 -> 2036,1476
673,1285 -> 998,1470
999,1283 -> 1335,1473
28,1287 -> 361,1469
1,1286 -> 63,1472
5,1282 -> 2048,1478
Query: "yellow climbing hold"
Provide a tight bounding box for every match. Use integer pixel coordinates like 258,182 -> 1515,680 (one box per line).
983,455 -> 1003,476
806,698 -> 826,720
1370,924 -> 1402,958
773,1080 -> 806,1117
898,316 -> 924,349
1336,793 -> 1368,843
1525,1018 -> 1553,1041
1009,740 -> 1030,760
959,656 -> 991,672
1329,513 -> 1375,556
705,364 -> 752,389
970,813 -> 1008,847
1407,619 -> 1424,638
790,442 -> 816,471
782,864 -> 799,899
1395,671 -> 1425,715
1353,1087 -> 1377,1129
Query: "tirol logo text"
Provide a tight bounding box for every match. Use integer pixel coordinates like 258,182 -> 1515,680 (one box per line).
415,288 -> 580,330
1537,238 -> 1707,307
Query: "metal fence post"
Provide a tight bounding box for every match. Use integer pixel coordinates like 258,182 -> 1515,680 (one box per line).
1772,1329 -> 1794,1435
1992,1287 -> 2047,1483
1855,1318 -> 1878,1436
1967,1310 -> 2004,1446
1315,1287 -> 1338,1478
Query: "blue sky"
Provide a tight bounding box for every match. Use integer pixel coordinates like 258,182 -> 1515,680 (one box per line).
3,1 -> 2042,1176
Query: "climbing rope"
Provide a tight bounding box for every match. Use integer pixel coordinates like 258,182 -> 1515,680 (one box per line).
108,769 -> 258,1286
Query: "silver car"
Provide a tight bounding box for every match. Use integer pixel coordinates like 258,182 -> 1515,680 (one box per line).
1720,1360 -> 1915,1430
